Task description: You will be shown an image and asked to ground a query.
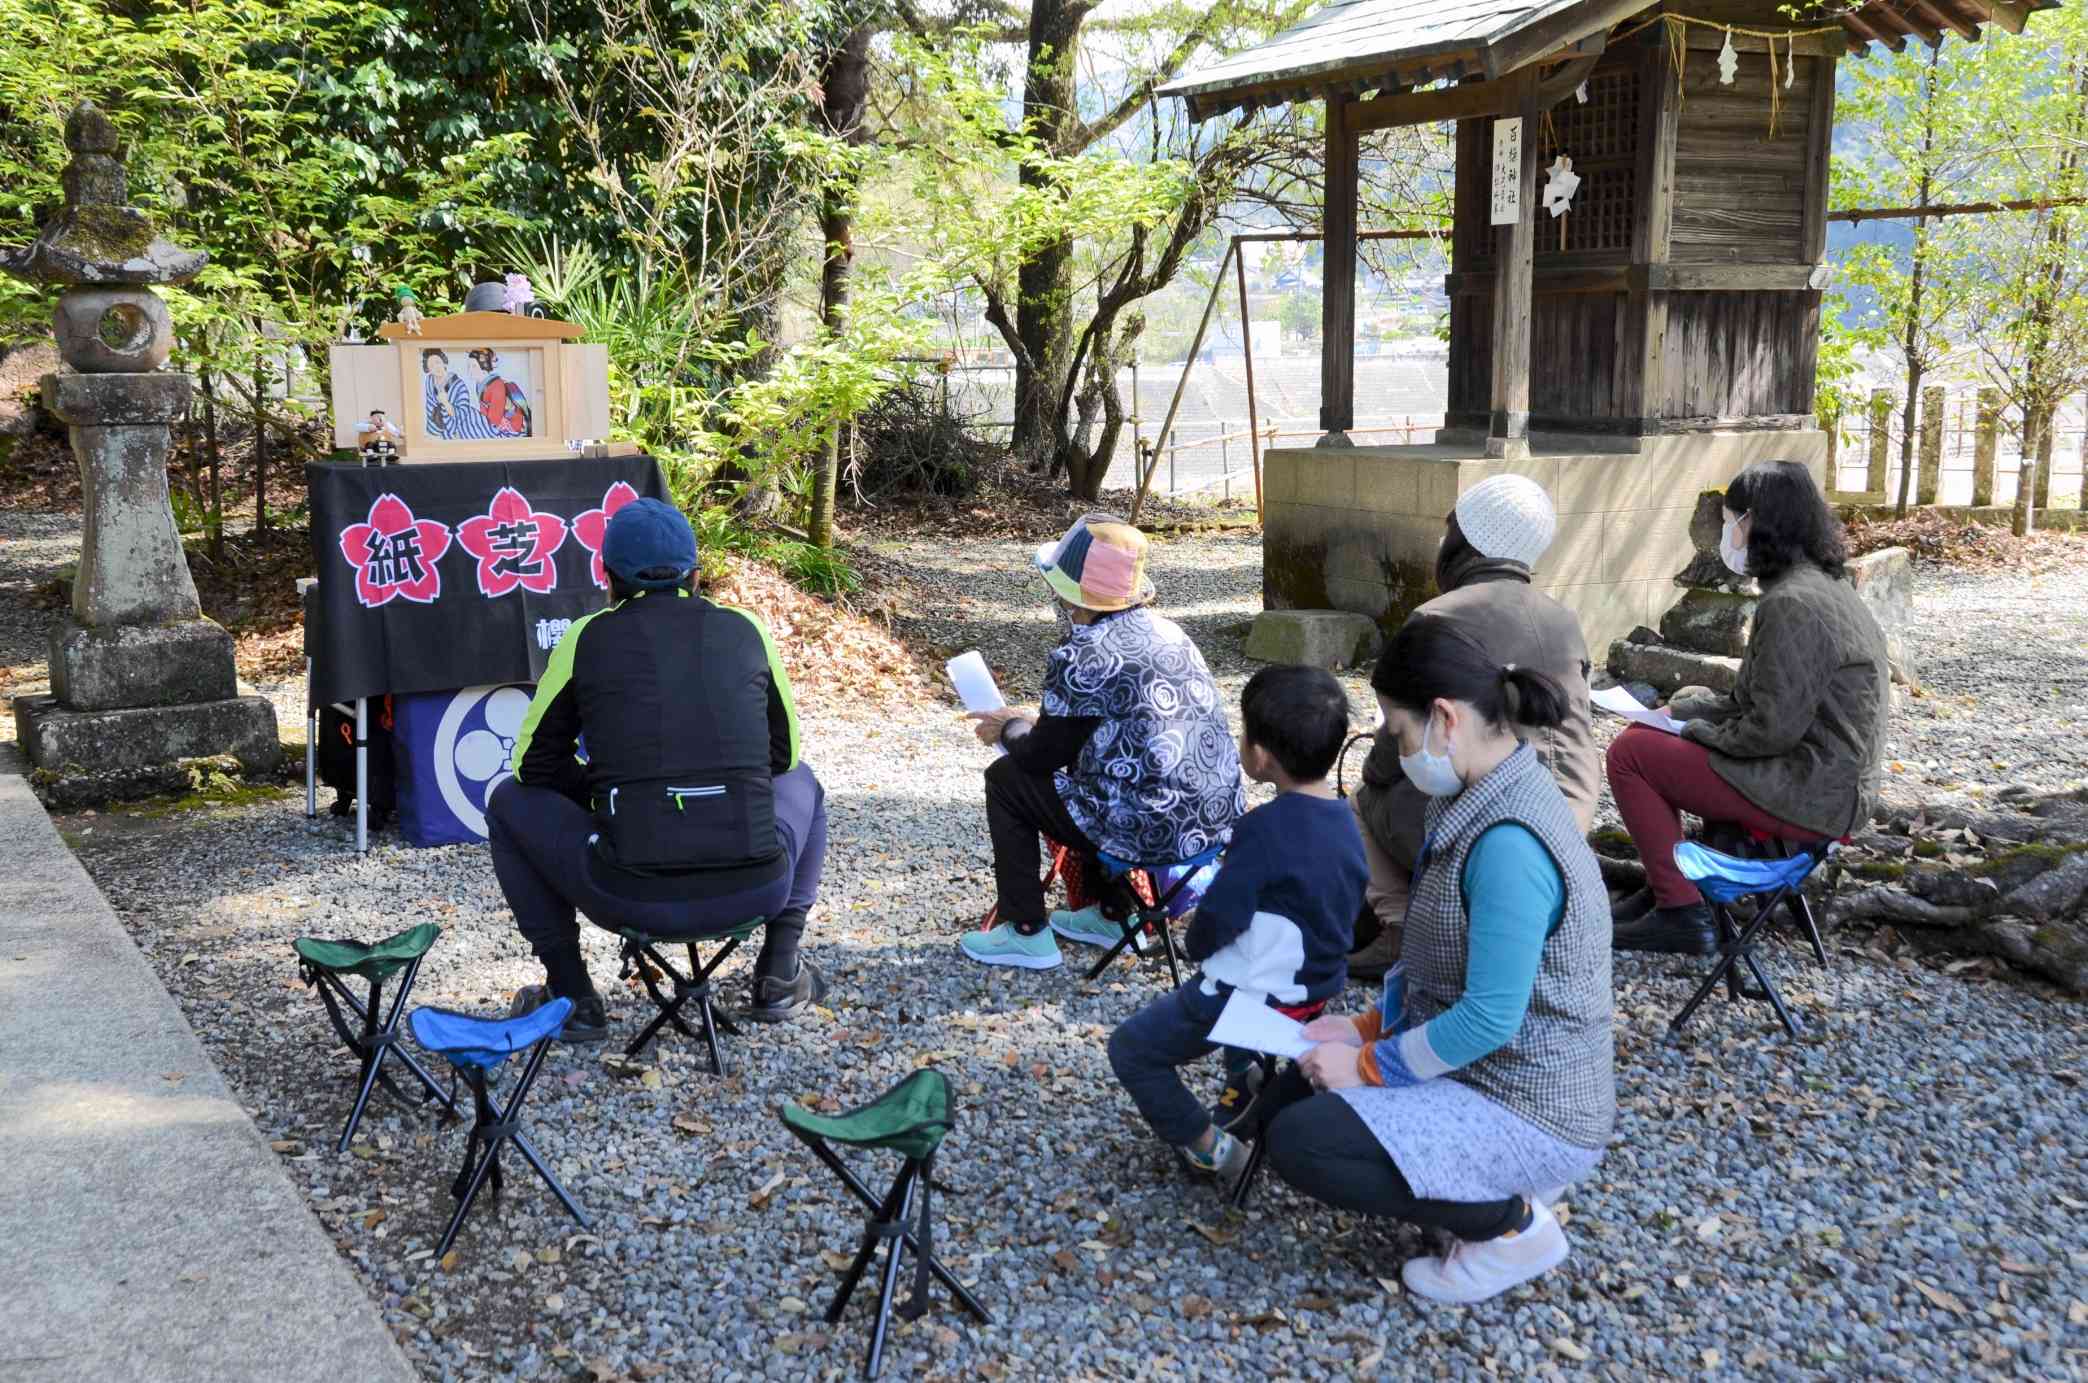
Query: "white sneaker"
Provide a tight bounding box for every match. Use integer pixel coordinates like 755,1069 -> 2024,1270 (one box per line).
1534,1184 -> 1567,1208
1401,1200 -> 1570,1305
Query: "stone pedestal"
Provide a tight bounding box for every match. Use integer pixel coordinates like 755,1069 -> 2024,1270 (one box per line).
2,101 -> 277,788
1243,609 -> 1381,670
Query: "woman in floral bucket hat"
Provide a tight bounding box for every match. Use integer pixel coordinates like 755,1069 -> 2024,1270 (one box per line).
961,514 -> 1246,969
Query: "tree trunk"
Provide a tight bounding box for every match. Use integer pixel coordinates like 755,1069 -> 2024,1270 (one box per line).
1009,0 -> 1085,473
1894,356 -> 1922,518
200,368 -> 224,562
809,24 -> 871,550
2012,405 -> 2040,536
251,365 -> 269,535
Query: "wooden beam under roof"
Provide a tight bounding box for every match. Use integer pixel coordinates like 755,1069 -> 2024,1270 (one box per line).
1866,3 -> 1934,47
1841,8 -> 1906,51
1886,1 -> 1946,47
1910,0 -> 1981,41
1973,0 -> 2031,32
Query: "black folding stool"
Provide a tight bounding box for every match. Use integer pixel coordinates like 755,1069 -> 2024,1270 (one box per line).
293,923 -> 459,1152
616,917 -> 764,1070
407,998 -> 591,1257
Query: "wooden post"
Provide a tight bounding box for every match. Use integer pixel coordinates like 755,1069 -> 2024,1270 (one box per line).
1867,389 -> 1892,495
1972,386 -> 1999,507
1236,244 -> 1265,522
1487,86 -> 1538,460
1917,385 -> 1945,505
1319,94 -> 1358,448
1131,242 -> 1233,522
1626,35 -> 1680,433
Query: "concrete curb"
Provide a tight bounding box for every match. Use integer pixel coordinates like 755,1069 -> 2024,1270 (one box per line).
0,755 -> 418,1382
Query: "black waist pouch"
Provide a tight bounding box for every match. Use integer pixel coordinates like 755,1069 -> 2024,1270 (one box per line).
593,770 -> 779,874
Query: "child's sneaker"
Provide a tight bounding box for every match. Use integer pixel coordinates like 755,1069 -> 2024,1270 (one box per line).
1210,1062 -> 1267,1134
1048,904 -> 1122,949
959,923 -> 1063,970
1400,1199 -> 1569,1304
1179,1128 -> 1250,1182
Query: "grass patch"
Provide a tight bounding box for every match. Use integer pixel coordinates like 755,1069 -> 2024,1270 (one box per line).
693,509 -> 862,598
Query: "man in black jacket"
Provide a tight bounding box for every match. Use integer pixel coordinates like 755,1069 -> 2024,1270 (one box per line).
490,498 -> 829,1040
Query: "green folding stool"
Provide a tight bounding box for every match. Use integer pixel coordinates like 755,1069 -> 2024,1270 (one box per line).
616,918 -> 763,1071
293,922 -> 459,1152
781,1069 -> 992,1380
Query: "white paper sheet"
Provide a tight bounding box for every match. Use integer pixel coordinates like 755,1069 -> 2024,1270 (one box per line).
947,650 -> 1008,756
1207,987 -> 1315,1060
1591,684 -> 1687,736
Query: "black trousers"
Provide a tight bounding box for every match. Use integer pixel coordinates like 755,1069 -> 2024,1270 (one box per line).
985,753 -> 1099,927
1265,1075 -> 1525,1242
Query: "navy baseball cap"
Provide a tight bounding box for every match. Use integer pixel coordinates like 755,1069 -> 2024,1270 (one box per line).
603,498 -> 698,588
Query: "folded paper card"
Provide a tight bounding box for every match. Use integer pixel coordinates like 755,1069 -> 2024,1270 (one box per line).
1207,987 -> 1314,1060
1592,684 -> 1686,736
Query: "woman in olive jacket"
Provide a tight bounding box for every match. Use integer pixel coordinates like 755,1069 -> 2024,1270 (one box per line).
1607,460 -> 1890,955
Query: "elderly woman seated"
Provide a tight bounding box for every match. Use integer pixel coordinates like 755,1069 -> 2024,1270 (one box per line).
1264,614 -> 1614,1305
959,514 -> 1245,971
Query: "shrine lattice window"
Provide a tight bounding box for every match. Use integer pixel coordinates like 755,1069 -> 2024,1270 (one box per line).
1538,68 -> 1638,255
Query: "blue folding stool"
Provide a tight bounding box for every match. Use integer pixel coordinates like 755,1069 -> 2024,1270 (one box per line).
408,999 -> 591,1256
1671,838 -> 1838,1040
1086,845 -> 1225,987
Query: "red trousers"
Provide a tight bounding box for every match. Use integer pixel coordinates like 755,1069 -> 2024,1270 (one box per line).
1605,725 -> 1816,906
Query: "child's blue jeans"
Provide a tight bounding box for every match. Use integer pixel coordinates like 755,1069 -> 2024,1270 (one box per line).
1106,979 -> 1255,1146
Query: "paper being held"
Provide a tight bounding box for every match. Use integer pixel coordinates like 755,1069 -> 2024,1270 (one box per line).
1207,987 -> 1314,1060
947,650 -> 1009,756
1591,684 -> 1687,736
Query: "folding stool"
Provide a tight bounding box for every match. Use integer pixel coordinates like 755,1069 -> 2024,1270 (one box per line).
293,922 -> 458,1152
781,1069 -> 991,1379
1670,838 -> 1839,1040
1085,844 -> 1226,987
616,917 -> 764,1070
407,998 -> 590,1257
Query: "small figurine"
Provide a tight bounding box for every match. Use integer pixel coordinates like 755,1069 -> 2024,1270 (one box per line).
393,284 -> 423,336
356,408 -> 402,464
503,273 -> 539,316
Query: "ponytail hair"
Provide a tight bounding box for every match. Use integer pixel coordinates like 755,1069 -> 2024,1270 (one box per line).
1371,614 -> 1570,731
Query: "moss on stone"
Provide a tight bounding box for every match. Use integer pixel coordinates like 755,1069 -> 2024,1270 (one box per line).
1850,859 -> 1907,881
1911,838 -> 1944,859
1969,841 -> 2087,877
117,778 -> 289,819
1263,535 -> 1331,613
1373,553 -> 1437,640
59,204 -> 154,261
1589,828 -> 1638,856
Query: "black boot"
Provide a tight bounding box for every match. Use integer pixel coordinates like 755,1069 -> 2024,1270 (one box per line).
509,983 -> 608,1043
1612,903 -> 1717,956
1609,887 -> 1655,925
747,958 -> 830,1023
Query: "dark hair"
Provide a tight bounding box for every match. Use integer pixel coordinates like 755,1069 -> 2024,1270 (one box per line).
421,348 -> 448,370
608,566 -> 694,601
1725,460 -> 1846,582
1241,664 -> 1352,781
1434,511 -> 1478,591
1371,614 -> 1569,731
369,409 -> 385,416
469,347 -> 499,371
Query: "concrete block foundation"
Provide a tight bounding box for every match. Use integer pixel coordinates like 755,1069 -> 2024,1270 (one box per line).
1261,431 -> 1829,656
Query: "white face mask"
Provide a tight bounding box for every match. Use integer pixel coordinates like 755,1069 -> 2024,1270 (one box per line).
1719,511 -> 1750,577
1398,713 -> 1464,797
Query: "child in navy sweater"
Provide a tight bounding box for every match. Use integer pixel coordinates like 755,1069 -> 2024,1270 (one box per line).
1106,664 -> 1368,1182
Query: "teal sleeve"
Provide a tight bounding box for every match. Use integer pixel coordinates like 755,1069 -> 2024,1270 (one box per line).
1365,824 -> 1564,1084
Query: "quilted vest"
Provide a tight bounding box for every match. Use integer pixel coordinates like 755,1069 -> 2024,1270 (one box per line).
1406,743 -> 1615,1150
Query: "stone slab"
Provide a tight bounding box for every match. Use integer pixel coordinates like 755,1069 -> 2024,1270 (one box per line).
43,369 -> 192,426
49,616 -> 238,710
1658,588 -> 1756,657
13,692 -> 279,776
1243,609 -> 1382,670
1849,546 -> 1918,690
0,768 -> 417,1383
1607,639 -> 1742,696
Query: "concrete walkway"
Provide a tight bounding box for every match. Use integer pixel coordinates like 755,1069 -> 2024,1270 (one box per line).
0,746 -> 417,1383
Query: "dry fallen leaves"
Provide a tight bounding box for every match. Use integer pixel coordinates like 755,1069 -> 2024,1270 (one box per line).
1188,1220 -> 1234,1247
749,1170 -> 787,1210
1914,1280 -> 1967,1314
1549,1337 -> 1590,1362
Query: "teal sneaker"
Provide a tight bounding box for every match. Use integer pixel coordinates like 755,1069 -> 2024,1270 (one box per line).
1048,903 -> 1124,949
959,923 -> 1063,970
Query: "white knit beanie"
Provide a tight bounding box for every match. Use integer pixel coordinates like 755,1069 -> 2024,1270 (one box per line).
1454,474 -> 1557,567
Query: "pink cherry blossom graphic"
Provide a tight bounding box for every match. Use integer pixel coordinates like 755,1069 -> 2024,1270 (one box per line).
339,493 -> 452,607
456,486 -> 570,598
571,480 -> 641,589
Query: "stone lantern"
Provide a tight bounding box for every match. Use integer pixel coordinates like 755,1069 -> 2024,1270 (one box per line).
5,101 -> 276,785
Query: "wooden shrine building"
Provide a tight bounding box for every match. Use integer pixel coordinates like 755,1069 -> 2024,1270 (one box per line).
1159,0 -> 2056,651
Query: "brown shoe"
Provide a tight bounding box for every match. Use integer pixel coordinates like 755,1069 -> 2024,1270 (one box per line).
1347,927 -> 1402,982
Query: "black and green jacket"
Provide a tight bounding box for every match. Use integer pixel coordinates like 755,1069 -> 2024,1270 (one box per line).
513,588 -> 800,873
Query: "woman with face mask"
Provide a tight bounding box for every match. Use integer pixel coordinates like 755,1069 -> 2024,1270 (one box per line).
1261,614 -> 1614,1305
1606,460 -> 1890,955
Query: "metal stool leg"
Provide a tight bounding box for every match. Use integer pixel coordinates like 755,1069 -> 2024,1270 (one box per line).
353,697 -> 368,854
304,657 -> 317,819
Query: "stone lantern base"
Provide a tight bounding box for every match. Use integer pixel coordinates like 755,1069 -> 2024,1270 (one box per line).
12,690 -> 280,780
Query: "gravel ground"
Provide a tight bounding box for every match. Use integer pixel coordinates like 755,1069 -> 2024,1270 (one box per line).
26,522 -> 2088,1381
